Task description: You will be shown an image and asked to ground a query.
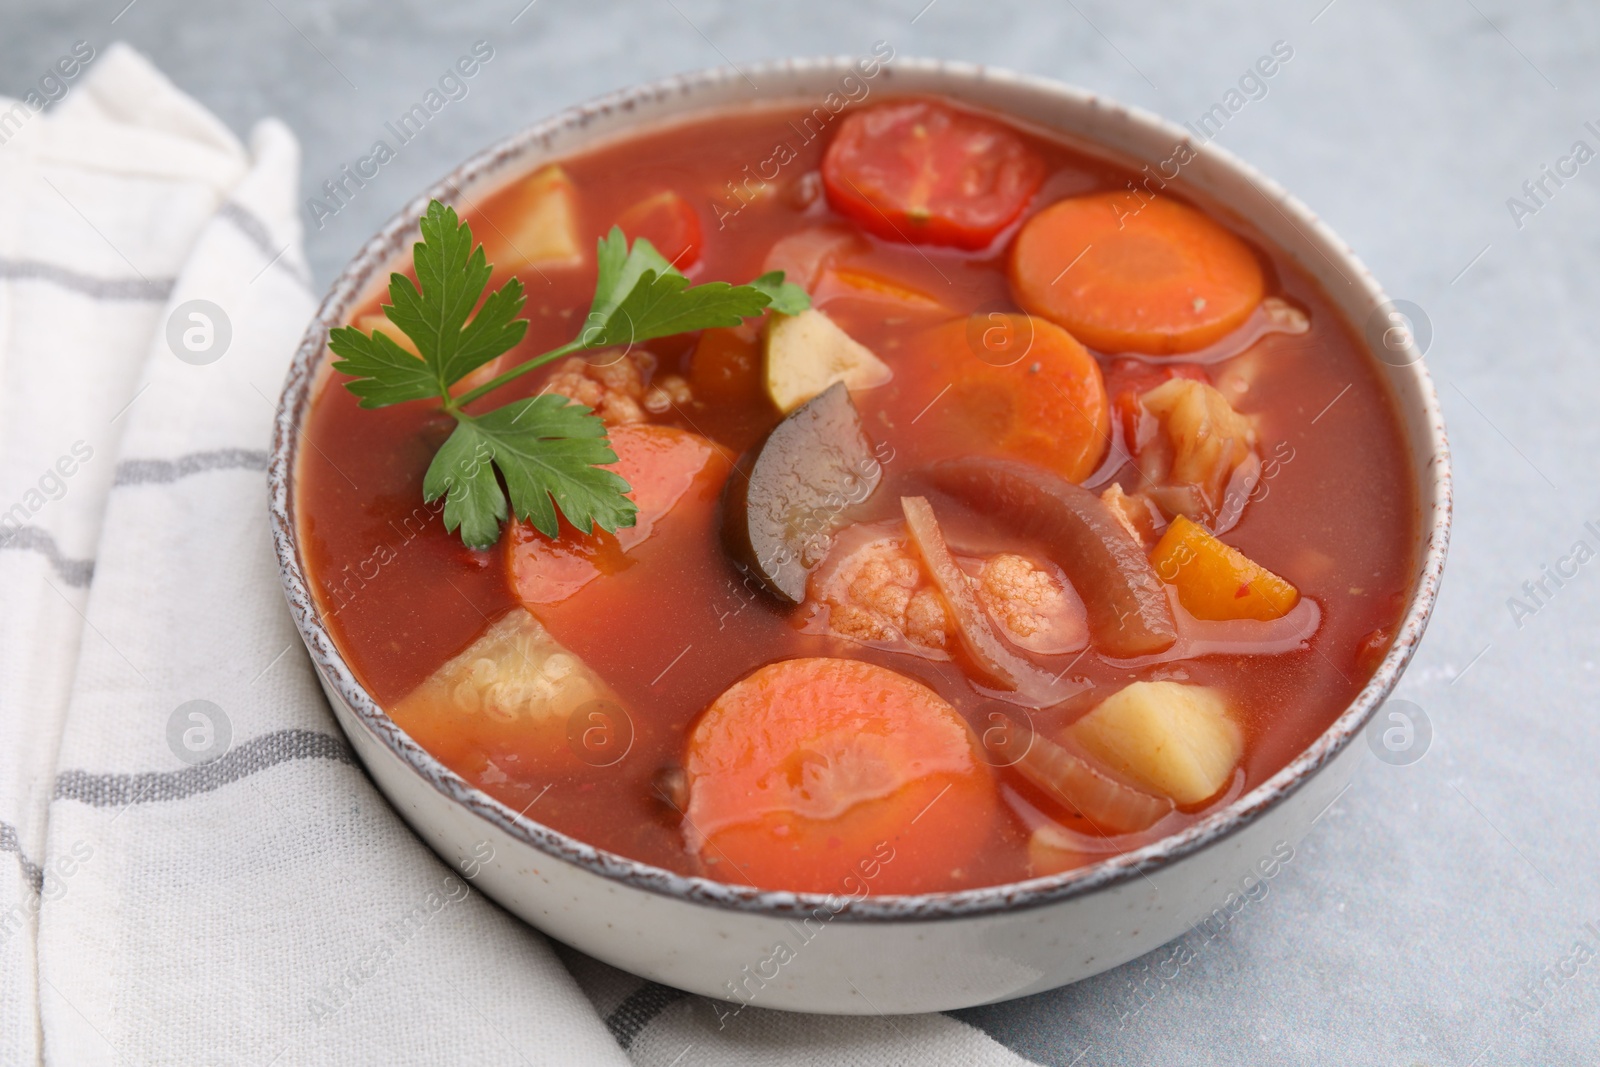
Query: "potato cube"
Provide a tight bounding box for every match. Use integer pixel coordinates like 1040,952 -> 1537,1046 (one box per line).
480,164 -> 583,271
1069,681 -> 1241,805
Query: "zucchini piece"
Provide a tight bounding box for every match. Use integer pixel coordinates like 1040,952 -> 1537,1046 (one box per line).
763,308 -> 891,414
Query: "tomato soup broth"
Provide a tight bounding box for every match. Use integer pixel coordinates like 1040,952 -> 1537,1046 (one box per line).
296,97 -> 1416,894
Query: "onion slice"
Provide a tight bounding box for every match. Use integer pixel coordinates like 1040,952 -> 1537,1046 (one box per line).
901,495 -> 1064,705
991,716 -> 1173,835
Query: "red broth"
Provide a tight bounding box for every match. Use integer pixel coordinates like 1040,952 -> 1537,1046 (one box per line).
295,98 -> 1416,892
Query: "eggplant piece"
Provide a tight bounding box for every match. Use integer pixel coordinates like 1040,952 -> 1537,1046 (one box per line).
722,382 -> 883,603
927,457 -> 1178,657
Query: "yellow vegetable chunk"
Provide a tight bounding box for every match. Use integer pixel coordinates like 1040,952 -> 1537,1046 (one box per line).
1069,680 -> 1242,805
1150,514 -> 1299,621
763,308 -> 892,414
388,610 -> 635,774
481,164 -> 583,271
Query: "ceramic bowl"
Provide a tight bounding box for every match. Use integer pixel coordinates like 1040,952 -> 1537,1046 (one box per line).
269,56 -> 1451,1015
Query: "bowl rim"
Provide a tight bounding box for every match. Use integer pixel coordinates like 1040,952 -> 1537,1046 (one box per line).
268,55 -> 1452,923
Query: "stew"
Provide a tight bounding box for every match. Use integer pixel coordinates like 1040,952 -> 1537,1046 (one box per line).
295,96 -> 1416,894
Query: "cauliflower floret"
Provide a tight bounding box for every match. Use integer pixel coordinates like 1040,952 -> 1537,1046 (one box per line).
542,349 -> 692,427
1262,295 -> 1310,334
808,528 -> 1087,658
903,587 -> 952,650
816,534 -> 951,651
973,554 -> 1086,656
643,375 -> 692,415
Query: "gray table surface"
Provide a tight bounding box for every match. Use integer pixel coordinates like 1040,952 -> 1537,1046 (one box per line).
6,1 -> 1598,1063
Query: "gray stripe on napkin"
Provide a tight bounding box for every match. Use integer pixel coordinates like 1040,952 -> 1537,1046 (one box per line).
605,981 -> 687,1050
0,525 -> 94,587
217,201 -> 311,287
0,257 -> 174,301
113,448 -> 270,487
54,728 -> 354,808
0,819 -> 45,894
217,201 -> 275,259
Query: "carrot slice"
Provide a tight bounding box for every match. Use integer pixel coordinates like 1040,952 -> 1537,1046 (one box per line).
689,327 -> 761,405
506,425 -> 731,607
683,658 -> 1000,893
1150,515 -> 1299,621
913,314 -> 1110,483
687,327 -> 781,450
1010,193 -> 1264,354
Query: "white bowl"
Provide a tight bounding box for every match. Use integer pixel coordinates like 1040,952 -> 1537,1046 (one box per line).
269,57 -> 1451,1015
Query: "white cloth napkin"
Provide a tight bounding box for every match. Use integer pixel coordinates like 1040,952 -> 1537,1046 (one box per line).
1,44 -> 1039,1067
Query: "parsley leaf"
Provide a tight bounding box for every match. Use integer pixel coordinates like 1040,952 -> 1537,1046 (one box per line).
330,201 -> 529,404
323,327 -> 440,408
424,395 -> 636,546
334,199 -> 811,550
748,271 -> 811,316
586,227 -> 676,326
576,227 -> 772,349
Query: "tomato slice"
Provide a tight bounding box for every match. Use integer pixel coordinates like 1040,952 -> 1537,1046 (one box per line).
822,100 -> 1045,250
615,191 -> 704,269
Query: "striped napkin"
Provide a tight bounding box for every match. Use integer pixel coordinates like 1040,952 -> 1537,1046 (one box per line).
0,43 -> 1040,1066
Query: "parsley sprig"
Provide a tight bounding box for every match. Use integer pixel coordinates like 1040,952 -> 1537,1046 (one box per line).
328,200 -> 808,549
